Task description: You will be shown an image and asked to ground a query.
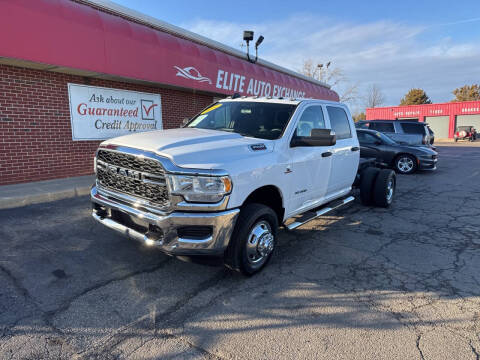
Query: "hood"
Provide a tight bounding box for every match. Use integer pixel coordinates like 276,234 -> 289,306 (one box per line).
401,144 -> 437,155
101,128 -> 274,169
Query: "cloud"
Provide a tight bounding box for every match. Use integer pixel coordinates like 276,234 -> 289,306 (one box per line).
183,15 -> 480,111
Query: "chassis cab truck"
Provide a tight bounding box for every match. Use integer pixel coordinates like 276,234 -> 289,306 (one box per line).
91,98 -> 396,275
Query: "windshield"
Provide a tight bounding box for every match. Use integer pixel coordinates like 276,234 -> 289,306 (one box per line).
187,101 -> 297,140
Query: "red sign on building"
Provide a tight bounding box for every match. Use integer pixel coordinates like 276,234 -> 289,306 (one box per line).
0,0 -> 338,102
366,101 -> 480,138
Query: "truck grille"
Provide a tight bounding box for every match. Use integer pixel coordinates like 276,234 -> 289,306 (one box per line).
96,150 -> 170,208
97,150 -> 164,175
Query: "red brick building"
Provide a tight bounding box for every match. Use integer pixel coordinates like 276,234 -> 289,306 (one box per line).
366,101 -> 480,139
0,0 -> 338,185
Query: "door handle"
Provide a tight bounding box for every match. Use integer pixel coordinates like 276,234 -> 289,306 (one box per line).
351,146 -> 360,152
321,151 -> 332,157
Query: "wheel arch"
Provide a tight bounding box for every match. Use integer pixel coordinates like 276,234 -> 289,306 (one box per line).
242,185 -> 285,223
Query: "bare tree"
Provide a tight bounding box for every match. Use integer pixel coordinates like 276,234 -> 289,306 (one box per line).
300,59 -> 358,103
339,84 -> 358,103
365,84 -> 385,108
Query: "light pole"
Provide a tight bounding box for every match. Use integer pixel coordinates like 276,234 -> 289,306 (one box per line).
313,62 -> 331,81
243,31 -> 264,64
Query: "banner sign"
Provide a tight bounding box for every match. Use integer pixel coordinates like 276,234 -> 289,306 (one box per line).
68,84 -> 162,140
2,1 -> 340,102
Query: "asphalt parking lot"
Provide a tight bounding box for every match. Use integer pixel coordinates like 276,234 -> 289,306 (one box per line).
1,143 -> 479,360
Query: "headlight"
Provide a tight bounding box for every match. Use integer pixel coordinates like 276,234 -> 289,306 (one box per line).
166,174 -> 232,203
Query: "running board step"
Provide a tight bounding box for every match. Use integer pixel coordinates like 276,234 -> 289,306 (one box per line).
285,196 -> 355,230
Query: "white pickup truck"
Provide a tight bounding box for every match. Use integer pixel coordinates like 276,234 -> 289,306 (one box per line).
91,97 -> 396,275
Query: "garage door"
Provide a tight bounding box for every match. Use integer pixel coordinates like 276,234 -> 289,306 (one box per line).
425,116 -> 450,138
456,115 -> 480,131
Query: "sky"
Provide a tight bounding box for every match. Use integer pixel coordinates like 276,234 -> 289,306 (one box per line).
112,0 -> 480,112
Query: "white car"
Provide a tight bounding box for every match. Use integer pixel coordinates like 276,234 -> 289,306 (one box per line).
91,97 -> 396,275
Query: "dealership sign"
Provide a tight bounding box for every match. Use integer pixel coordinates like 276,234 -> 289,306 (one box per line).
2,1 -> 340,102
174,65 -> 308,98
68,84 -> 162,140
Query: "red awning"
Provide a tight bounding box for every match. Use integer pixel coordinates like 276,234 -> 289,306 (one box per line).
0,0 -> 339,101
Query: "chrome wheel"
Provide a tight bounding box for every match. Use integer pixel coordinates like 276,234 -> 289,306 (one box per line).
386,178 -> 395,203
245,220 -> 275,268
397,157 -> 414,173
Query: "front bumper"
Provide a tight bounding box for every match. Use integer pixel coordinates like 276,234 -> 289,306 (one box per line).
418,156 -> 438,170
91,186 -> 239,256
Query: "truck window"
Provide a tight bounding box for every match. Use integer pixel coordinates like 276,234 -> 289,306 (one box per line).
400,123 -> 425,134
294,106 -> 325,137
369,122 -> 394,133
187,101 -> 296,140
327,106 -> 351,140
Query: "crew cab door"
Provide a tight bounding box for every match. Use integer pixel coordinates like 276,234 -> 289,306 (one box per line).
325,105 -> 359,197
286,105 -> 332,216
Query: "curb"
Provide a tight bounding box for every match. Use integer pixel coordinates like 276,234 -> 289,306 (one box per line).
0,186 -> 92,210
0,176 -> 94,210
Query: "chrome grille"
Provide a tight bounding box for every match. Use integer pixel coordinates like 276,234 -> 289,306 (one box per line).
97,150 -> 164,175
96,150 -> 169,208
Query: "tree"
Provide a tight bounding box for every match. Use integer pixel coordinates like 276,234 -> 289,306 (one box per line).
353,112 -> 366,122
452,84 -> 480,102
300,59 -> 358,103
365,84 -> 385,108
400,88 -> 432,105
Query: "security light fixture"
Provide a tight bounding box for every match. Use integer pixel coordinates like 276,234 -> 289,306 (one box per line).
243,30 -> 264,64
243,31 -> 254,42
255,35 -> 264,48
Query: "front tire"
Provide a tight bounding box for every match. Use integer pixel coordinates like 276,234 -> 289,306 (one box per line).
395,154 -> 417,174
224,203 -> 278,275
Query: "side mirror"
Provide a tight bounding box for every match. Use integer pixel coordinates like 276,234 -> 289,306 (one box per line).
182,118 -> 190,127
291,129 -> 336,147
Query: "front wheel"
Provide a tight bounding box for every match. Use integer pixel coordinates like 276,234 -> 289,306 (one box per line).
395,154 -> 417,174
224,203 -> 278,275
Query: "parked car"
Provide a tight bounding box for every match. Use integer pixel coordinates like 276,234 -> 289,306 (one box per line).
91,98 -> 396,275
454,126 -> 477,142
356,120 -> 433,146
357,128 -> 438,174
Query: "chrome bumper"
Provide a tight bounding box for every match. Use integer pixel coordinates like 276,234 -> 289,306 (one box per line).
91,186 -> 239,255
